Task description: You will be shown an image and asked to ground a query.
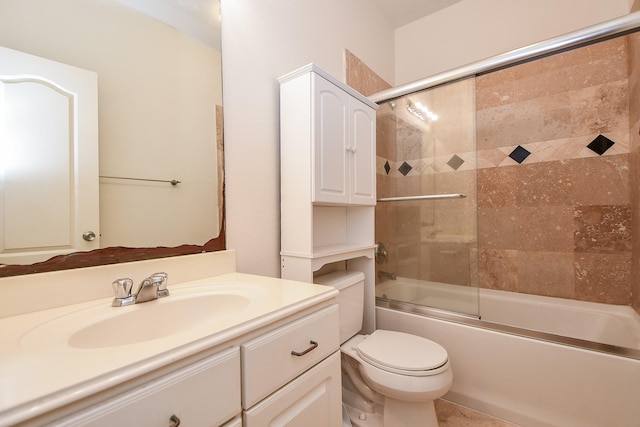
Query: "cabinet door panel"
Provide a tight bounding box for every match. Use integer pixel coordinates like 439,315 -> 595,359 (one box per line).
313,74 -> 349,205
349,97 -> 376,205
243,351 -> 342,427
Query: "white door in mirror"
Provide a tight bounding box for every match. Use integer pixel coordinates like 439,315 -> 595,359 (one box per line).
0,46 -> 99,265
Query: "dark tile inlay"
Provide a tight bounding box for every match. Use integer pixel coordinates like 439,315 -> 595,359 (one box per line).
509,145 -> 531,164
586,134 -> 615,155
398,161 -> 413,176
447,154 -> 465,171
384,160 -> 391,174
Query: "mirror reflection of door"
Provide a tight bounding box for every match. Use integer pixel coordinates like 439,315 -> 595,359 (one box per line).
0,46 -> 99,265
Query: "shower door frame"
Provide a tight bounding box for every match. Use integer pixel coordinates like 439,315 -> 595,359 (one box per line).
372,11 -> 640,361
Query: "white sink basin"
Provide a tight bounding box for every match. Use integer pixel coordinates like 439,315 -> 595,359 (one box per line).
20,283 -> 266,350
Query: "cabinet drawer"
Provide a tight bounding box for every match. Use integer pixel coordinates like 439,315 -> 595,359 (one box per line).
54,347 -> 241,427
241,305 -> 339,408
243,351 -> 342,427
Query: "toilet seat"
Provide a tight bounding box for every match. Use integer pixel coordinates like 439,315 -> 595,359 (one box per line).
355,330 -> 448,376
341,331 -> 453,402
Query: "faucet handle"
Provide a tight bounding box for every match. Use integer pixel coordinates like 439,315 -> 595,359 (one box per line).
151,272 -> 169,297
112,278 -> 135,307
112,278 -> 133,298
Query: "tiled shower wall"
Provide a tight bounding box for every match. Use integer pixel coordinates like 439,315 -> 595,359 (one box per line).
476,36 -> 633,306
347,31 -> 640,313
629,30 -> 640,314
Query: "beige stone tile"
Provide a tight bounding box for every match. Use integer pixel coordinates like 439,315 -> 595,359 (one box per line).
376,111 -> 397,161
517,251 -> 575,298
478,248 -> 518,292
573,205 -> 632,253
478,166 -> 518,208
516,206 -> 574,252
627,32 -> 640,125
575,253 -> 632,305
477,93 -> 573,150
344,49 -> 391,96
477,36 -> 627,111
566,154 -> 630,206
477,207 -> 517,249
569,80 -> 629,138
435,399 -> 521,427
516,162 -> 573,207
477,148 -> 508,169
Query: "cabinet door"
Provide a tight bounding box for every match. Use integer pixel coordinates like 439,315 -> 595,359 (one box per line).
312,74 -> 349,205
243,351 -> 342,427
349,96 -> 376,205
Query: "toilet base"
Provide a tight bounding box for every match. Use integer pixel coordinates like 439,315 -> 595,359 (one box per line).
383,397 -> 438,427
342,383 -> 439,427
342,385 -> 383,427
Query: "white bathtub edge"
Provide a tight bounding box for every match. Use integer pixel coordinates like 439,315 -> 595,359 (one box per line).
377,306 -> 640,427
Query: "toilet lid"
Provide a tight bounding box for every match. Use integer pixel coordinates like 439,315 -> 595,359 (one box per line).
356,330 -> 448,374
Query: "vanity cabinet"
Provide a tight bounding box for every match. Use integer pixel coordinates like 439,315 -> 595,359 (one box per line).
54,347 -> 241,427
35,304 -> 341,427
279,64 -> 377,333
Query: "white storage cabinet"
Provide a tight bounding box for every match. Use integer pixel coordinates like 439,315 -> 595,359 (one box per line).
279,64 -> 377,332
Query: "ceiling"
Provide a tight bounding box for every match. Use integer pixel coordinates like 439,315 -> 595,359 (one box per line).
371,0 -> 463,28
114,0 -> 462,50
114,0 -> 221,49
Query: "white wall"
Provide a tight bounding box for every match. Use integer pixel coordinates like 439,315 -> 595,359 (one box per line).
221,0 -> 394,277
395,0 -> 631,84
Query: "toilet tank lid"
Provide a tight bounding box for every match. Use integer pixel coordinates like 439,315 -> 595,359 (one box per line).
314,271 -> 365,290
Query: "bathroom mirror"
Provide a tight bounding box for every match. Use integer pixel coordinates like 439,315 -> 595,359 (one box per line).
0,0 -> 224,276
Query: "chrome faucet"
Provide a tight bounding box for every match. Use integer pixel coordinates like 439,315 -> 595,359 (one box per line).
378,270 -> 397,281
111,272 -> 169,307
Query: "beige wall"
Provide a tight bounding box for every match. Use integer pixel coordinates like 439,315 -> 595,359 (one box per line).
395,0 -> 630,84
221,0 -> 395,276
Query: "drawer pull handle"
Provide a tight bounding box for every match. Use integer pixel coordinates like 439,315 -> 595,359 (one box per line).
169,414 -> 181,426
291,340 -> 318,356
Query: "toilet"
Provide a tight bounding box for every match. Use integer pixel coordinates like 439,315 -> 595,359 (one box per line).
315,271 -> 453,427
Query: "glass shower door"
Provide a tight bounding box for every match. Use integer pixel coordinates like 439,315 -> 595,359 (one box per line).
375,77 -> 478,317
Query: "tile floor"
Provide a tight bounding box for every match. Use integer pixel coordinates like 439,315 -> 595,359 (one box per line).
435,399 -> 520,427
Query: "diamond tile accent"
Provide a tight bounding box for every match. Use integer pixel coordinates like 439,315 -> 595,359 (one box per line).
587,134 -> 615,155
447,154 -> 465,171
384,161 -> 391,174
398,161 -> 413,176
509,145 -> 531,164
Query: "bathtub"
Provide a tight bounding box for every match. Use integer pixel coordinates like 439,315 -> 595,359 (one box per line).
375,278 -> 640,426
376,278 -> 640,349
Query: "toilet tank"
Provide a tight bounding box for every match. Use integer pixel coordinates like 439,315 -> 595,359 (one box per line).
314,271 -> 364,343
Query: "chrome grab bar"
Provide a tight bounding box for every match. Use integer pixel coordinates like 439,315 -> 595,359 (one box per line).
377,193 -> 466,202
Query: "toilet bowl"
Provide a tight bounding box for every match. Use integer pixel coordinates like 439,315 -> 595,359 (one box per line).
314,271 -> 453,427
341,331 -> 452,426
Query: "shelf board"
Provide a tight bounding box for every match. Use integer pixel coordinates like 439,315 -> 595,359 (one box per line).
281,243 -> 375,260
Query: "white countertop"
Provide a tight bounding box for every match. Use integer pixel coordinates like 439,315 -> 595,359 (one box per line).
0,272 -> 336,426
